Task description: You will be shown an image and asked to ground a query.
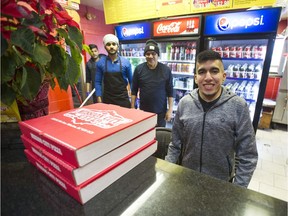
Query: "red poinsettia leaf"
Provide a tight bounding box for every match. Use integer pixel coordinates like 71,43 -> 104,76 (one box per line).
42,15 -> 55,32
28,25 -> 48,39
43,34 -> 58,44
1,30 -> 12,40
1,2 -> 32,19
54,10 -> 73,24
65,19 -> 79,29
54,10 -> 79,29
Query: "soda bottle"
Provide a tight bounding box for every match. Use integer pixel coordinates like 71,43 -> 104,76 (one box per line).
166,43 -> 172,61
180,46 -> 185,60
185,44 -> 190,60
175,45 -> 180,60
171,44 -> 175,60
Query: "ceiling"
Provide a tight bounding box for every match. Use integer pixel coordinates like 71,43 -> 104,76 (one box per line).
80,0 -> 104,11
79,0 -> 287,19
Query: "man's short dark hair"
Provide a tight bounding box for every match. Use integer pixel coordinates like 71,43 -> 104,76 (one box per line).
89,44 -> 98,50
196,50 -> 222,64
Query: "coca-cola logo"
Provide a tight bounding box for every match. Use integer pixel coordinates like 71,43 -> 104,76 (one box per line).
156,22 -> 182,34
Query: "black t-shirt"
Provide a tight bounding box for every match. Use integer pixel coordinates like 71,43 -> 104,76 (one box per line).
198,89 -> 222,112
131,62 -> 173,114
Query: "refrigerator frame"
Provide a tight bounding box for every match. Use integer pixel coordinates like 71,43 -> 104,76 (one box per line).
203,33 -> 277,132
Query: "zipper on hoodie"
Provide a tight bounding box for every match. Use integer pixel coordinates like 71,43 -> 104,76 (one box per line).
199,112 -> 206,172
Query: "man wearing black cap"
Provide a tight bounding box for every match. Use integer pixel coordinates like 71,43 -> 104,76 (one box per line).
86,44 -> 101,103
131,39 -> 174,127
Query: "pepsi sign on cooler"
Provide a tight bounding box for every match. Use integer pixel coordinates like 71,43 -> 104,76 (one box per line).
202,7 -> 281,132
204,7 -> 281,35
115,22 -> 152,41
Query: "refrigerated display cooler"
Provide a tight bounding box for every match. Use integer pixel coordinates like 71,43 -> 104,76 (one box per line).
115,22 -> 152,75
151,15 -> 202,120
202,7 -> 282,131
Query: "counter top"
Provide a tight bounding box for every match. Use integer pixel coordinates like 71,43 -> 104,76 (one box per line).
1,148 -> 287,216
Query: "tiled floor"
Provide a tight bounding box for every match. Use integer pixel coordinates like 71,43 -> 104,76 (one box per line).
248,127 -> 288,202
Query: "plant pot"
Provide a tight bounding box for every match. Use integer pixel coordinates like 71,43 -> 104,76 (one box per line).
17,81 -> 50,121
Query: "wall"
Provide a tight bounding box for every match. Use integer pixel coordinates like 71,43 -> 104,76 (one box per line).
277,20 -> 287,34
264,19 -> 287,100
78,5 -> 116,62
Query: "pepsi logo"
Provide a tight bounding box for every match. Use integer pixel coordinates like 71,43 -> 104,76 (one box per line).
121,27 -> 127,37
217,17 -> 229,31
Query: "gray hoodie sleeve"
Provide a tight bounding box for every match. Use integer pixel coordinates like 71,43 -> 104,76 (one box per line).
165,108 -> 182,163
233,100 -> 258,187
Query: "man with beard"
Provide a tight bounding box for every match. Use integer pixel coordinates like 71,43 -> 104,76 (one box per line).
95,34 -> 132,108
131,39 -> 173,127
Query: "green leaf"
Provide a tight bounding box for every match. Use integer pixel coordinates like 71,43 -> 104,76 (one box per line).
67,26 -> 83,51
66,55 -> 80,84
1,55 -> 16,83
33,43 -> 52,65
48,44 -> 67,76
65,39 -> 82,64
20,66 -> 41,101
1,36 -> 8,56
22,11 -> 43,28
11,28 -> 35,55
1,83 -> 16,106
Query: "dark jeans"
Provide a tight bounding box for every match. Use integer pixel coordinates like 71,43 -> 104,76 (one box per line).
157,112 -> 166,127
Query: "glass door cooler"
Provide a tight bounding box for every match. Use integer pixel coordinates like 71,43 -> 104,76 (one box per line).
152,15 -> 202,121
203,7 -> 281,131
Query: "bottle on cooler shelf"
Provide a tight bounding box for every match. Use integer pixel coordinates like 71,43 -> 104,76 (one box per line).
177,63 -> 182,73
180,46 -> 185,60
246,64 -> 255,79
229,46 -> 237,58
254,63 -> 262,79
190,46 -> 196,61
233,64 -> 241,78
243,45 -> 252,58
215,46 -> 223,57
236,46 -> 243,58
258,45 -> 267,59
252,45 -> 259,59
223,46 -> 230,58
175,45 -> 180,60
185,45 -> 190,60
172,63 -> 177,72
226,64 -> 234,77
240,63 -> 248,78
166,43 -> 172,61
171,44 -> 175,60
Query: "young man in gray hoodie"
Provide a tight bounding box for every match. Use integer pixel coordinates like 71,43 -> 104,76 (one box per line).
165,50 -> 258,188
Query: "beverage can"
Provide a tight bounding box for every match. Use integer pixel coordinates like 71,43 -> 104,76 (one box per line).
236,46 -> 243,58
243,45 -> 252,58
177,63 -> 182,73
216,46 -> 223,57
233,64 -> 241,78
252,45 -> 259,59
172,63 -> 177,72
258,45 -> 267,59
223,46 -> 230,58
229,46 -> 237,58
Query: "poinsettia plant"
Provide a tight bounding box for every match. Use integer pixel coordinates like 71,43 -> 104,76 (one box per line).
1,0 -> 86,106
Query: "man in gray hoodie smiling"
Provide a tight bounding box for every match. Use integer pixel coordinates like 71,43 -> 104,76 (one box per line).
165,50 -> 258,187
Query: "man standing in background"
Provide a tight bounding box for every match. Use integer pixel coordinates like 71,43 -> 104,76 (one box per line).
131,39 -> 173,127
86,44 -> 100,103
95,34 -> 132,108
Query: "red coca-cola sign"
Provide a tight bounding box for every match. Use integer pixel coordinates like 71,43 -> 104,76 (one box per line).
153,16 -> 200,37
